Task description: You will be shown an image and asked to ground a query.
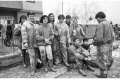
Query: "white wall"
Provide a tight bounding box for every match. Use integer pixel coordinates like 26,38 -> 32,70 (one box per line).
22,1 -> 43,12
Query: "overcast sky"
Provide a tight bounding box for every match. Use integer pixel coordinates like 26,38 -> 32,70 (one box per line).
43,0 -> 120,24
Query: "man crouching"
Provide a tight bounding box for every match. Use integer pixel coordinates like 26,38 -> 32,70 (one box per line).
69,37 -> 94,76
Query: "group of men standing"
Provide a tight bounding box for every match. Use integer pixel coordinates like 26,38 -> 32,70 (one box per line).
14,11 -> 114,78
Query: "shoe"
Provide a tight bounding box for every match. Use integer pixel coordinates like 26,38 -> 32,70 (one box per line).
87,65 -> 94,71
30,70 -> 35,76
44,67 -> 48,72
23,63 -> 27,68
79,69 -> 87,76
37,59 -> 42,64
95,74 -> 107,78
73,64 -> 77,68
50,68 -> 57,72
67,65 -> 72,72
65,62 -> 70,67
85,57 -> 93,61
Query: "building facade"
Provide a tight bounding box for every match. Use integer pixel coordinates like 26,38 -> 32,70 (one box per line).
0,1 -> 43,37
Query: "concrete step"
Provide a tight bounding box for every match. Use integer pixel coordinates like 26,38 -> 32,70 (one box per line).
0,51 -> 22,67
0,50 -> 68,78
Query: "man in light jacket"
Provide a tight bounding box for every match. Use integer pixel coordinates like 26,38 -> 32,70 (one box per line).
21,12 -> 36,76
55,14 -> 71,67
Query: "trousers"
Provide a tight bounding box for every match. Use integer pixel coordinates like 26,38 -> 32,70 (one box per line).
60,43 -> 68,63
27,48 -> 36,70
97,43 -> 113,76
39,45 -> 53,60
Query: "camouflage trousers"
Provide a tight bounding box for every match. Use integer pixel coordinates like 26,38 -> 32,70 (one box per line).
97,43 -> 113,76
52,37 -> 62,64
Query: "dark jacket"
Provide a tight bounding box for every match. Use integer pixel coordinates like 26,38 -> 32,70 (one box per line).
94,20 -> 114,44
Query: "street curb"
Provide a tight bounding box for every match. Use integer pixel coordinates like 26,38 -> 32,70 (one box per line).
0,51 -> 22,67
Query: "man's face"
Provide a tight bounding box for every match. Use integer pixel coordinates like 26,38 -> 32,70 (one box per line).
75,39 -> 80,44
96,17 -> 101,23
21,18 -> 26,24
50,15 -> 54,22
73,19 -> 78,24
59,18 -> 64,23
28,15 -> 35,22
83,41 -> 88,45
43,17 -> 48,24
66,18 -> 71,23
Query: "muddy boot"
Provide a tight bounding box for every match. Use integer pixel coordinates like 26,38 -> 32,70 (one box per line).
54,57 -> 60,66
42,60 -> 48,72
31,69 -> 35,76
64,62 -> 70,67
49,59 -> 57,72
77,61 -> 87,76
95,69 -> 107,78
86,65 -> 94,72
108,58 -> 114,70
79,69 -> 87,76
96,73 -> 107,78
23,63 -> 27,68
30,62 -> 35,76
45,67 -> 48,72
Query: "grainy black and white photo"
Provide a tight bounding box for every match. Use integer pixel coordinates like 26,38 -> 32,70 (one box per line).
0,0 -> 120,78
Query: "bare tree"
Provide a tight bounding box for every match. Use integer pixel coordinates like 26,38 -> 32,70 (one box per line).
54,2 -> 61,17
78,0 -> 99,24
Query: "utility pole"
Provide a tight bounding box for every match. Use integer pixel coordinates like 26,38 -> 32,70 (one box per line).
62,1 -> 63,14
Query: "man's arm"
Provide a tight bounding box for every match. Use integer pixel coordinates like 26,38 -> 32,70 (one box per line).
79,25 -> 86,37
66,25 -> 71,44
94,23 -> 104,41
69,23 -> 74,36
54,24 -> 59,36
49,24 -> 54,40
21,23 -> 28,44
36,26 -> 44,41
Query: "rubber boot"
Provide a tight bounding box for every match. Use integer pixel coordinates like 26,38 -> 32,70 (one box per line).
79,69 -> 87,76
42,60 -> 48,72
96,69 -> 108,78
48,59 -> 57,72
30,62 -> 35,76
64,61 -> 70,67
86,65 -> 95,72
77,61 -> 87,76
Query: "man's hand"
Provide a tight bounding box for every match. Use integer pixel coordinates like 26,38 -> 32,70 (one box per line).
68,38 -> 71,44
82,50 -> 90,56
85,57 -> 93,61
54,33 -> 58,36
45,38 -> 50,43
24,43 -> 28,48
73,30 -> 76,36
